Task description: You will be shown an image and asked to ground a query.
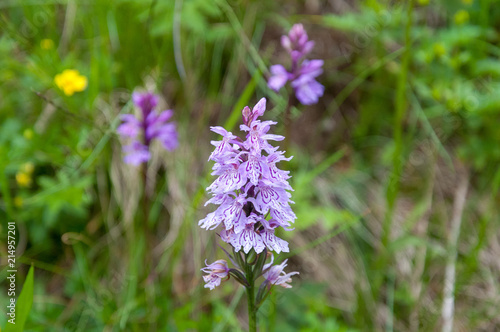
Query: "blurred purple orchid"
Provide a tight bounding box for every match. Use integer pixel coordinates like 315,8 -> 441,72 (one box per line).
117,91 -> 178,165
268,24 -> 324,105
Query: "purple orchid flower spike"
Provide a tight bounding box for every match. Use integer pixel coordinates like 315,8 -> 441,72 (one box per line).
200,98 -> 295,259
268,24 -> 324,105
200,97 -> 298,290
117,91 -> 178,165
200,98 -> 298,332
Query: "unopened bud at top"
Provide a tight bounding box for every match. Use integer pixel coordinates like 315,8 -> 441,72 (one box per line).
281,24 -> 315,60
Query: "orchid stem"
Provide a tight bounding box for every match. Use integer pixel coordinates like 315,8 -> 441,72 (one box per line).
141,162 -> 150,231
245,252 -> 257,332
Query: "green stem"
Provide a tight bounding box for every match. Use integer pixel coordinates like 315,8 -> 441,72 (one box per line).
381,0 -> 414,250
246,281 -> 257,332
268,290 -> 277,332
375,0 -> 414,302
0,166 -> 15,220
141,162 -> 150,229
245,252 -> 257,332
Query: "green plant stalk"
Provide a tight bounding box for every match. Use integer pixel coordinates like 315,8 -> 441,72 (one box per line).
141,162 -> 150,231
0,166 -> 15,220
375,0 -> 414,303
267,291 -> 277,332
381,0 -> 414,251
245,253 -> 257,332
246,281 -> 257,332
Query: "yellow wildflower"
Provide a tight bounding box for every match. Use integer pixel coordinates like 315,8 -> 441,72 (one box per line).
23,128 -> 34,140
54,69 -> 88,96
16,172 -> 31,187
14,196 -> 23,208
433,43 -> 446,57
40,39 -> 54,50
454,10 -> 470,25
22,162 -> 35,175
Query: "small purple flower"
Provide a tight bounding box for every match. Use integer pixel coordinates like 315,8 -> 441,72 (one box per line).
291,74 -> 325,106
117,91 -> 178,165
117,114 -> 141,138
268,65 -> 290,92
268,24 -> 324,105
201,259 -> 230,290
263,259 -> 299,289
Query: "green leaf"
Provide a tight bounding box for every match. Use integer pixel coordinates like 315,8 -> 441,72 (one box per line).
473,58 -> 500,77
322,12 -> 376,33
389,235 -> 428,252
5,265 -> 34,332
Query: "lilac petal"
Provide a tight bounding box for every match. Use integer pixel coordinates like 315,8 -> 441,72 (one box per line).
158,126 -> 179,151
292,76 -> 324,105
208,127 -> 238,161
268,65 -> 289,92
281,35 -> 291,52
260,229 -> 289,253
261,134 -> 285,141
302,40 -> 315,55
220,228 -> 236,243
252,98 -> 267,118
241,153 -> 267,186
207,164 -> 247,194
254,183 -> 291,214
117,116 -> 141,138
120,114 -> 141,123
156,109 -> 174,123
123,141 -> 150,165
221,196 -> 246,230
242,106 -> 252,123
263,259 -> 299,288
289,24 -> 306,44
290,50 -> 303,63
210,126 -> 233,137
299,59 -> 324,78
232,226 -> 265,254
199,211 -> 223,230
201,259 -> 229,290
205,194 -> 232,206
270,207 -> 296,227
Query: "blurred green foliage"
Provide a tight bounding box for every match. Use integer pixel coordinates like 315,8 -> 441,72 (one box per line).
1,0 -> 500,331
